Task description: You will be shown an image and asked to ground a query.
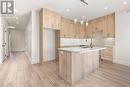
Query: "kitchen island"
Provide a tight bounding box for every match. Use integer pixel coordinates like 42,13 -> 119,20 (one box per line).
58,47 -> 105,85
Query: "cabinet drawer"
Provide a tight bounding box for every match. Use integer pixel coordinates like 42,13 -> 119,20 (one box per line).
101,47 -> 113,61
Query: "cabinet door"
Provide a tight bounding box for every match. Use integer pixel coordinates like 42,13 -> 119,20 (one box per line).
101,47 -> 113,61
103,16 -> 108,37
43,9 -> 61,30
52,13 -> 61,30
86,22 -> 95,38
59,51 -> 67,80
61,19 -> 66,38
57,15 -> 61,29
69,22 -> 75,38
43,9 -> 51,28
103,13 -> 115,38
107,13 -> 115,38
79,24 -> 86,38
75,23 -> 80,38
61,18 -> 69,38
96,17 -> 105,32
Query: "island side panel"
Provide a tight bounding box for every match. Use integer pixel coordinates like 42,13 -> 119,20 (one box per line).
93,51 -> 99,72
59,51 -> 67,80
59,51 -> 72,84
59,50 -> 100,85
71,51 -> 100,84
71,52 -> 84,84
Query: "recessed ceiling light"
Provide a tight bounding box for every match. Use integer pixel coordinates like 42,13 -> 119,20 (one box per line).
66,9 -> 70,12
104,6 -> 108,10
123,1 -> 127,5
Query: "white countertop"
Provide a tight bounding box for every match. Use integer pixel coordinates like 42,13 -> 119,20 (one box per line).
58,47 -> 106,53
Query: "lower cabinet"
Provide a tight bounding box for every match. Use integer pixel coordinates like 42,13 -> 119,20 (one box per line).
59,51 -> 99,85
101,47 -> 113,61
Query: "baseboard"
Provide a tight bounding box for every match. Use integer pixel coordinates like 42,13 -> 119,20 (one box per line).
113,58 -> 130,66
25,51 -> 39,64
31,58 -> 39,64
0,59 -> 3,64
25,51 -> 32,64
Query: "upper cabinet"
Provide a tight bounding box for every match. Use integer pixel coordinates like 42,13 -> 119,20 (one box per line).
106,13 -> 115,38
43,8 -> 61,30
79,24 -> 86,38
40,8 -> 115,39
61,17 -> 86,38
86,13 -> 115,38
103,13 -> 115,38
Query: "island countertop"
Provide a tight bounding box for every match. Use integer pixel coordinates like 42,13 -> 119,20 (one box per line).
58,47 -> 106,53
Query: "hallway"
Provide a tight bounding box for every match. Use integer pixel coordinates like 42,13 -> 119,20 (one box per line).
0,52 -> 130,87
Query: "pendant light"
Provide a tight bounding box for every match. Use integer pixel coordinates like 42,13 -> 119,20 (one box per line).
74,17 -> 77,23
80,20 -> 84,25
86,22 -> 89,26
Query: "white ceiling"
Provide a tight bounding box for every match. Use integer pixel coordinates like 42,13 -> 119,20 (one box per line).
4,0 -> 130,29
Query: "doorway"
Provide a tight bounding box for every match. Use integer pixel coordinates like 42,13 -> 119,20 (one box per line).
43,29 -> 60,62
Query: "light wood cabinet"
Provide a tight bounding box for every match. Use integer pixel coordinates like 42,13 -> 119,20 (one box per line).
41,8 -> 115,39
59,51 -> 99,84
61,17 -> 70,38
74,23 -> 86,38
106,13 -> 115,38
86,21 -> 96,38
79,24 -> 86,38
86,13 -> 115,38
43,8 -> 61,30
96,17 -> 106,32
101,47 -> 113,61
61,18 -> 86,38
74,23 -> 80,38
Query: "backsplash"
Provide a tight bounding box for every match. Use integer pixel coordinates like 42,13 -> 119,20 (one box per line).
60,38 -> 115,47
61,38 -> 94,47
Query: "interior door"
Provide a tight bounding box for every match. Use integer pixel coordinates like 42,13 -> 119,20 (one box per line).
0,24 -> 6,62
3,27 -> 7,59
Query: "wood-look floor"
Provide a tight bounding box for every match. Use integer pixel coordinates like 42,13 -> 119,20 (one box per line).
0,52 -> 130,87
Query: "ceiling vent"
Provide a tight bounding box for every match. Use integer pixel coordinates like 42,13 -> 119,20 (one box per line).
80,0 -> 88,5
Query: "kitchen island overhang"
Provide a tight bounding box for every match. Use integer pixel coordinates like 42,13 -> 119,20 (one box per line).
58,47 -> 105,85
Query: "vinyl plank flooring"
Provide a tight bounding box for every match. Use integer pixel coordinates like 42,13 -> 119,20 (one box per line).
0,52 -> 130,87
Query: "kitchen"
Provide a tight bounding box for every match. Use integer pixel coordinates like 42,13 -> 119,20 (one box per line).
39,7 -> 115,84
0,0 -> 130,87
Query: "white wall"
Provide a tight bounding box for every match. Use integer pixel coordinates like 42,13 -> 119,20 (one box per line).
31,10 -> 39,64
43,29 -> 56,62
25,10 -> 39,64
25,14 -> 32,61
114,9 -> 130,66
10,30 -> 25,52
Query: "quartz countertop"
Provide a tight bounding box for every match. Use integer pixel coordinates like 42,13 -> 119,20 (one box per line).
58,47 -> 106,53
